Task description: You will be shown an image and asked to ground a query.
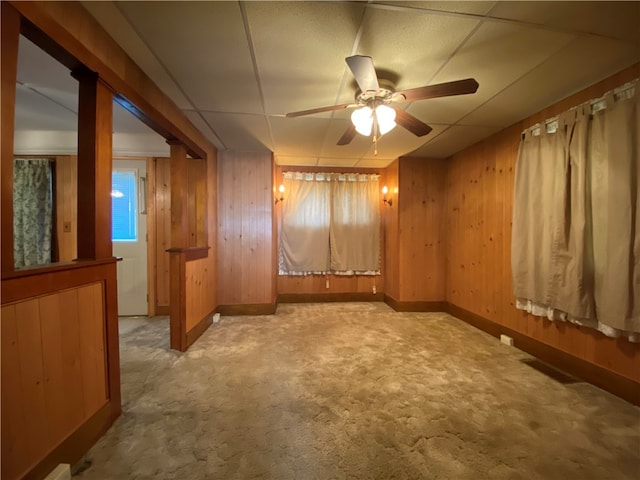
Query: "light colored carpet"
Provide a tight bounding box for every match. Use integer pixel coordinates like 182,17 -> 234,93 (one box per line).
75,302 -> 640,479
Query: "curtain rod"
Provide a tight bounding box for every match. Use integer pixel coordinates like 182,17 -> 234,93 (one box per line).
523,78 -> 638,135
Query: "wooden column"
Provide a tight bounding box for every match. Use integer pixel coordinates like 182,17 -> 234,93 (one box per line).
74,69 -> 113,260
169,141 -> 189,249
168,141 -> 189,350
1,2 -> 20,273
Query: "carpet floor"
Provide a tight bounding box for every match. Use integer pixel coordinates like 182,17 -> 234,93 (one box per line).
74,302 -> 640,479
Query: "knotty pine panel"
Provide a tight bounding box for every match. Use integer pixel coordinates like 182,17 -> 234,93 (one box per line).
382,160 -> 399,301
55,155 -> 78,262
218,152 -> 275,305
445,63 -> 640,382
397,158 -> 446,302
153,157 -> 171,310
185,257 -> 215,331
1,283 -> 107,480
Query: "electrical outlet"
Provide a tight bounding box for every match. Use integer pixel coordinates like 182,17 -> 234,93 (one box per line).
372,285 -> 377,294
212,313 -> 220,324
325,279 -> 330,289
500,334 -> 514,346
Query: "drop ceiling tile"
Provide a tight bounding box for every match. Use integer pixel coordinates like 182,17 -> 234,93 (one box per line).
407,125 -> 502,158
426,21 -> 575,120
244,1 -> 366,116
113,102 -> 158,134
200,112 -> 272,152
118,2 -> 262,114
17,36 -> 77,99
82,1 -> 192,110
275,155 -> 318,167
317,157 -> 361,167
270,116 -> 329,156
373,1 -> 497,16
320,116 -> 378,158
362,123 -> 448,159
184,111 -> 225,150
355,158 -> 396,168
489,1 -> 640,44
463,35 -> 640,128
14,86 -> 77,132
356,8 -> 481,93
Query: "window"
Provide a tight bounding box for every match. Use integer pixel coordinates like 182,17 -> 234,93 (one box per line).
279,172 -> 380,275
111,170 -> 137,241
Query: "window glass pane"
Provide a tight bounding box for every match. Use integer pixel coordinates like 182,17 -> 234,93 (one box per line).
112,170 -> 137,241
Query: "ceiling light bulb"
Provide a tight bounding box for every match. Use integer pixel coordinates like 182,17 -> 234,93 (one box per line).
375,104 -> 396,135
351,106 -> 373,136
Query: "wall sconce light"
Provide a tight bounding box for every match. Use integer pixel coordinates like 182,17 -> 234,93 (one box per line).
275,184 -> 285,204
381,185 -> 392,206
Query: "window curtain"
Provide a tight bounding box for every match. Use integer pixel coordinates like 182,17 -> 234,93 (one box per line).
330,173 -> 380,273
512,82 -> 639,342
13,158 -> 53,268
279,172 -> 331,273
279,171 -> 381,275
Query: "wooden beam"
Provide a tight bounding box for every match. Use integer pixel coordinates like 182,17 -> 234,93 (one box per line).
1,2 -> 20,273
74,69 -> 113,260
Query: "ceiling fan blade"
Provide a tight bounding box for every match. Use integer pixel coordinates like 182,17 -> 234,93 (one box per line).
346,55 -> 379,93
286,102 -> 352,118
396,78 -> 479,103
392,106 -> 433,137
337,124 -> 357,146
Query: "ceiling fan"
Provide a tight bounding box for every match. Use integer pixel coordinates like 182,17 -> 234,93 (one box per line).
286,55 -> 479,151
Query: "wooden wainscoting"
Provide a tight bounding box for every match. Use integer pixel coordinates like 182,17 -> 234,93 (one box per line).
1,259 -> 119,480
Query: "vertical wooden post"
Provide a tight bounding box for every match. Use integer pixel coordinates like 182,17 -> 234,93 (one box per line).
168,141 -> 188,350
74,69 -> 113,260
1,2 -> 21,273
169,141 -> 189,249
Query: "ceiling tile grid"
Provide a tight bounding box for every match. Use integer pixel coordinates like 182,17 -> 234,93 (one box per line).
14,1 -> 640,168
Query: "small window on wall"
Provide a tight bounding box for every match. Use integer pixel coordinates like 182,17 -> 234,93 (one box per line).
111,170 -> 137,241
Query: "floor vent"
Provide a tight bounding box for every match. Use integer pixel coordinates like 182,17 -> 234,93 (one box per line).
521,358 -> 581,384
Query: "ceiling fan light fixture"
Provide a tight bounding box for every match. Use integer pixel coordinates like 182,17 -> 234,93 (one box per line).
351,106 -> 373,136
375,104 -> 396,135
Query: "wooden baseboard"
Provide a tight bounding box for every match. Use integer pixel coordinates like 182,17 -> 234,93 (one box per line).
384,295 -> 446,312
216,302 -> 277,316
278,292 -> 383,303
186,309 -> 214,348
445,303 -> 640,406
21,402 -> 113,480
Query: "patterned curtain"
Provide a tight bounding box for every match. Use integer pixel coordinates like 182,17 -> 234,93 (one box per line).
13,158 -> 53,268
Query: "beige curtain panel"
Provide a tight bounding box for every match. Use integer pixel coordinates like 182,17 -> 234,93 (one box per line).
279,172 -> 380,275
512,82 -> 639,341
330,174 -> 381,273
279,172 -> 331,273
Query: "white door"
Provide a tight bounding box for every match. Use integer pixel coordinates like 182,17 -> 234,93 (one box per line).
112,159 -> 148,316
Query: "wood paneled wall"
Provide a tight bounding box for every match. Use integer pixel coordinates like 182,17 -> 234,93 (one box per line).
55,155 -> 78,262
383,157 -> 446,307
383,160 -> 399,301
445,63 -> 640,383
276,165 -> 385,299
150,157 -> 171,313
217,151 -> 275,309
